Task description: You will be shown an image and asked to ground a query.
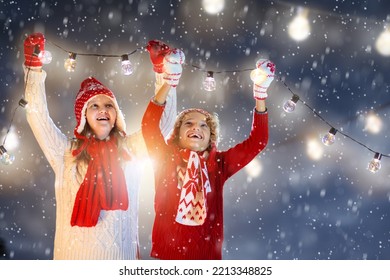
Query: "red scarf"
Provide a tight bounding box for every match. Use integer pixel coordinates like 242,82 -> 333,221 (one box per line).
71,136 -> 129,227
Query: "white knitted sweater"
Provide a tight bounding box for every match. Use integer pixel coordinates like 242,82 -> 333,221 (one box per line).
24,68 -> 176,259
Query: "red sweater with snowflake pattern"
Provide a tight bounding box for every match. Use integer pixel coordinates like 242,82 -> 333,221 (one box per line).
142,101 -> 268,260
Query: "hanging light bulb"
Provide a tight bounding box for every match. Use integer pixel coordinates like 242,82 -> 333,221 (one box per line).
18,98 -> 28,108
375,26 -> 390,56
250,67 -> 267,85
322,127 -> 337,146
38,50 -> 53,64
288,7 -> 311,41
203,71 -> 216,91
283,94 -> 299,113
33,45 -> 52,65
0,145 -> 15,165
368,153 -> 382,173
64,52 -> 77,72
121,54 -> 133,75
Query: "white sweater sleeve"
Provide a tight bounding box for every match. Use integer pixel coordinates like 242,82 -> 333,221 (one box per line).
128,73 -> 177,159
154,72 -> 176,139
24,66 -> 68,174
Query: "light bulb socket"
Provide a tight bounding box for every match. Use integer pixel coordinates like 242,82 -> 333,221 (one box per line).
121,54 -> 129,61
373,153 -> 382,160
33,45 -> 41,56
291,94 -> 300,103
206,71 -> 214,78
0,145 -> 7,155
69,52 -> 77,60
329,127 -> 337,135
19,98 -> 28,108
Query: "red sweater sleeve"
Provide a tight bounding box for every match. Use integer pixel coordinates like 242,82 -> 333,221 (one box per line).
141,100 -> 167,161
215,109 -> 268,180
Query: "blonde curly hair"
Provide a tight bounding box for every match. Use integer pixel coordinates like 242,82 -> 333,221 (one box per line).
167,108 -> 220,150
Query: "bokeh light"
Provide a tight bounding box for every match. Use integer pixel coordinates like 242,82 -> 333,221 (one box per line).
202,0 -> 225,14
364,113 -> 382,134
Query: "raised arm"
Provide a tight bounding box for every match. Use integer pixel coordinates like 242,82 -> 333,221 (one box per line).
218,58 -> 275,179
146,40 -> 184,138
127,42 -> 185,158
252,58 -> 275,113
23,33 -> 68,173
153,82 -> 172,105
154,73 -> 176,138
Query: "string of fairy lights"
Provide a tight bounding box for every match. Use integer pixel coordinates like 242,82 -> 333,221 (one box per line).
0,37 -> 388,174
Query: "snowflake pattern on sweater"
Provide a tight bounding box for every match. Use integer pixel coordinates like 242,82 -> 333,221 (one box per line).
175,151 -> 211,226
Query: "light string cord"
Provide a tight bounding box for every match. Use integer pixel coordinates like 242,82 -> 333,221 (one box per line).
3,38 -> 389,163
191,64 -> 254,74
47,39 -> 144,57
2,62 -> 31,147
191,62 -> 390,159
277,76 -> 390,158
2,103 -> 20,146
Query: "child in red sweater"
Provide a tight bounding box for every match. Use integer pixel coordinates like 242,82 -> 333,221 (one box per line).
142,59 -> 275,259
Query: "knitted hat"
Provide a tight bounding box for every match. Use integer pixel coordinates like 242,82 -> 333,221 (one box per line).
74,77 -> 126,138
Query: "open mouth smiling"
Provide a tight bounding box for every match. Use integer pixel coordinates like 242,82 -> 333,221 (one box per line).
97,116 -> 109,121
187,132 -> 203,139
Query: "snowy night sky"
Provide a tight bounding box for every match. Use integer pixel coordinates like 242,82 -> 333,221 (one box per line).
1,0 -> 390,260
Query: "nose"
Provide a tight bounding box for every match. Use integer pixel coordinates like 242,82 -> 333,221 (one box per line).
99,107 -> 108,113
191,124 -> 200,131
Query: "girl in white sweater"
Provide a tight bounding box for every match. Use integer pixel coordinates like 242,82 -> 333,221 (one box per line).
23,33 -> 184,259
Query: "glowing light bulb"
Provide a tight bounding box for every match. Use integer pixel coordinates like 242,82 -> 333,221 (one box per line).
322,127 -> 337,146
18,98 -> 28,108
375,27 -> 390,56
288,8 -> 310,41
203,71 -> 216,91
250,68 -> 267,85
283,94 -> 299,113
38,50 -> 53,64
64,53 -> 77,72
121,54 -> 133,75
0,145 -> 15,165
368,153 -> 382,173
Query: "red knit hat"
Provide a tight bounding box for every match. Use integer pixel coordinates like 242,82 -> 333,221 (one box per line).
74,77 -> 126,138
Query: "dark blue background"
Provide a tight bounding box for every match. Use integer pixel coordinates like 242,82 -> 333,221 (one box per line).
0,0 -> 389,260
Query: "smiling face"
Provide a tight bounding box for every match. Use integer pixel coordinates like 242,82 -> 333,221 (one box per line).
178,111 -> 211,152
85,95 -> 117,140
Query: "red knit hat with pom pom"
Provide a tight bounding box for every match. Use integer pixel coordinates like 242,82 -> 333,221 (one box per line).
74,77 -> 126,138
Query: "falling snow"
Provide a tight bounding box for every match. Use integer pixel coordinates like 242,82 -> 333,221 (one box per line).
0,0 -> 390,261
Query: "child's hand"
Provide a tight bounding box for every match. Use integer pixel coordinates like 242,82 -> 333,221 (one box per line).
24,33 -> 45,68
250,59 -> 275,100
146,40 -> 170,73
163,48 -> 185,87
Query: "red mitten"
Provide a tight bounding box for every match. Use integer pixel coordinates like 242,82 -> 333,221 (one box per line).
250,59 -> 275,100
24,33 -> 45,67
146,40 -> 170,73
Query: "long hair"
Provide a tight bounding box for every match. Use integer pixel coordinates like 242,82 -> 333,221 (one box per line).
70,123 -> 128,165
